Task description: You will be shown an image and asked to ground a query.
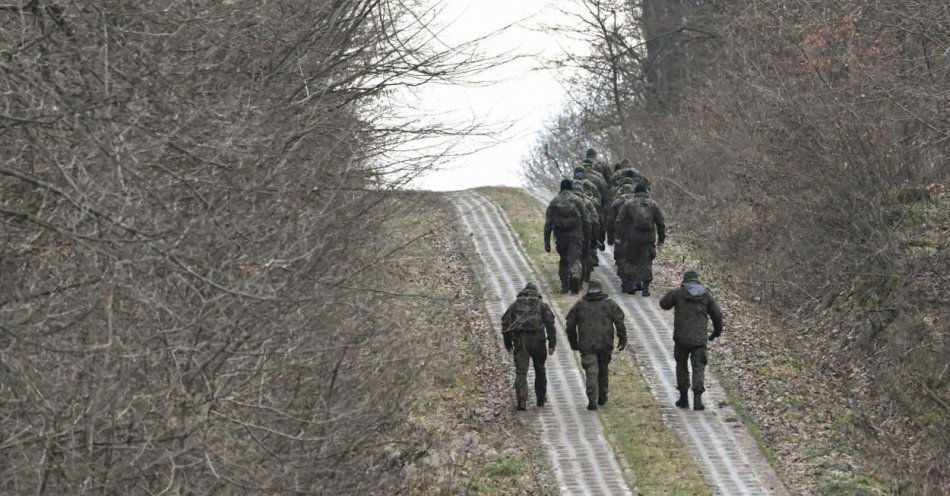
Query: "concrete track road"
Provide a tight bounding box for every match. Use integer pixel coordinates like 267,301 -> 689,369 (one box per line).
453,190 -> 788,495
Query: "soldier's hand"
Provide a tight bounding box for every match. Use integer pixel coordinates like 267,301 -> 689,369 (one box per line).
544,242 -> 551,253
617,341 -> 627,352
548,346 -> 555,356
708,332 -> 720,342
598,241 -> 605,251
506,345 -> 514,353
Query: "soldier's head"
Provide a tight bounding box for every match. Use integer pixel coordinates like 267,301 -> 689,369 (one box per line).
581,158 -> 593,166
587,279 -> 604,295
520,282 -> 540,297
586,148 -> 597,158
615,158 -> 631,171
683,270 -> 700,282
624,169 -> 636,179
560,178 -> 573,191
634,183 -> 648,194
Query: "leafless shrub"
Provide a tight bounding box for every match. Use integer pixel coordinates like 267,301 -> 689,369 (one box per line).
0,1 -> 498,493
524,0 -> 949,491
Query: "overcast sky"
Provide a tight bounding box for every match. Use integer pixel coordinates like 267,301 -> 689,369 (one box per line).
407,0 -> 582,191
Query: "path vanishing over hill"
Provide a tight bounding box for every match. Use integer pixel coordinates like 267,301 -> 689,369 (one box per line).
453,189 -> 789,495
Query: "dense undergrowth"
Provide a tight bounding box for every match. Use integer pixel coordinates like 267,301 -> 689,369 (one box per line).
522,1 -> 948,492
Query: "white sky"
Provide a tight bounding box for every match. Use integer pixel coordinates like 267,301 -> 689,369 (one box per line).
407,0 -> 583,191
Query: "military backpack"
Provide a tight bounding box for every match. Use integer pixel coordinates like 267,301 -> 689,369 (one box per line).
505,295 -> 543,334
618,197 -> 654,231
549,194 -> 580,231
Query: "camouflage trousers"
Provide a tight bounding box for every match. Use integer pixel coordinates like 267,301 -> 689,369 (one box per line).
554,233 -> 584,291
616,231 -> 656,292
580,351 -> 612,405
674,343 -> 707,393
513,340 -> 548,403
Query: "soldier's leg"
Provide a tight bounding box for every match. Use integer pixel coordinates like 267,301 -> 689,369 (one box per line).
581,352 -> 599,408
674,343 -> 691,392
597,351 -> 612,405
616,242 -> 636,292
555,236 -> 570,291
566,238 -> 583,293
529,344 -> 548,406
642,244 -> 656,296
630,241 -> 650,290
690,346 -> 707,393
513,346 -> 530,409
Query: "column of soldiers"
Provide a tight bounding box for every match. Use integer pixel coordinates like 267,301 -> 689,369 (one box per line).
504,148 -> 724,412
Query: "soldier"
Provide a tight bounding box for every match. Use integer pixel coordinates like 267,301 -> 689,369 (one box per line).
545,179 -> 591,294
613,183 -> 665,295
610,158 -> 651,191
566,279 -> 627,410
606,183 -> 637,277
584,148 -> 613,188
502,282 -> 557,410
659,270 -> 724,411
572,169 -> 604,278
575,163 -> 609,214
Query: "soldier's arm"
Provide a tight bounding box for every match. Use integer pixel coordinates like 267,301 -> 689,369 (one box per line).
611,301 -> 627,350
501,305 -> 516,350
708,295 -> 724,338
653,202 -> 666,244
542,303 -> 557,349
659,290 -> 677,310
565,305 -> 579,350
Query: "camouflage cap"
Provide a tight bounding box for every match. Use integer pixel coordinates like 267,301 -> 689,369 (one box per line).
523,282 -> 538,291
587,279 -> 603,294
634,183 -> 647,194
586,148 -> 597,158
560,178 -> 573,190
683,270 -> 700,282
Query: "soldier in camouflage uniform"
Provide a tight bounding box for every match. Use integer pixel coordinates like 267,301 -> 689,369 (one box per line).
566,279 -> 627,410
613,183 -> 665,295
572,169 -> 604,279
502,282 -> 557,410
659,270 -> 724,411
584,148 -> 613,188
545,179 -> 591,294
610,158 -> 651,192
606,183 -> 637,276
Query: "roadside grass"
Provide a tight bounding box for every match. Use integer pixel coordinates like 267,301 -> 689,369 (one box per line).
383,194 -> 555,495
479,186 -> 711,496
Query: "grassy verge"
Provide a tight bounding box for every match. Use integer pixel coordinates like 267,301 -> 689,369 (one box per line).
382,193 -> 556,495
478,186 -> 711,496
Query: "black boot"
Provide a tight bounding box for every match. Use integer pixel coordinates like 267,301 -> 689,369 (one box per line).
641,281 -> 651,297
587,401 -> 598,411
536,391 -> 546,408
597,391 -> 608,406
569,276 -> 581,295
516,398 -> 527,411
693,391 -> 705,411
675,390 -> 689,408
627,282 -> 641,295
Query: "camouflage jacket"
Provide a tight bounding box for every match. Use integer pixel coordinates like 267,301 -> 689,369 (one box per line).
659,279 -> 724,347
566,291 -> 627,353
